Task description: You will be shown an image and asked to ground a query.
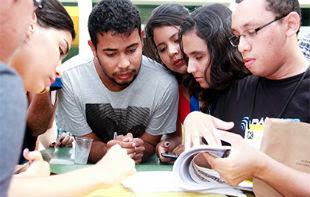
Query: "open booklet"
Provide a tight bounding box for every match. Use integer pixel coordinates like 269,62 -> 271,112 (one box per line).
172,145 -> 253,196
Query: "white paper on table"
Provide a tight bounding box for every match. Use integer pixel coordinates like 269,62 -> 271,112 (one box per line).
122,171 -> 184,193
122,171 -> 246,196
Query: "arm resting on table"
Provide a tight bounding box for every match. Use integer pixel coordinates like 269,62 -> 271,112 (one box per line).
9,145 -> 135,197
141,132 -> 161,162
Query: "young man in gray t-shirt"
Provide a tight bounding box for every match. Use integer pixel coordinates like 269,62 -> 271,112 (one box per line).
57,0 -> 178,163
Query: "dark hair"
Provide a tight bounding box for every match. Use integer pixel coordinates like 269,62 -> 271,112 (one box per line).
266,0 -> 301,18
35,0 -> 75,40
144,4 -> 189,64
236,0 -> 301,18
235,0 -> 301,34
180,4 -> 248,107
88,0 -> 141,47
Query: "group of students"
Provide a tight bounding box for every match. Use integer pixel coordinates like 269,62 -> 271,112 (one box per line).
1,0 -> 310,196
147,2 -> 310,196
56,1 -> 250,165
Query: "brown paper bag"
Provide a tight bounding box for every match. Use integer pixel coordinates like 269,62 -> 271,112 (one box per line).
253,118 -> 310,197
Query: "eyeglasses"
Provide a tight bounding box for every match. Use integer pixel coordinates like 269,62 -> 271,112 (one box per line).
229,14 -> 287,47
33,0 -> 43,9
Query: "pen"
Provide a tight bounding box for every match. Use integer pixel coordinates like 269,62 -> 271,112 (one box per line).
113,131 -> 117,140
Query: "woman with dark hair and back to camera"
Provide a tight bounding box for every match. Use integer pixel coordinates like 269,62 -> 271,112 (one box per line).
9,0 -> 135,196
12,0 -> 76,165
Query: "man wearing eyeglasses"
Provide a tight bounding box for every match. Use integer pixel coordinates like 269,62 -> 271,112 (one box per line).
213,0 -> 310,141
0,0 -> 36,196
184,0 -> 310,196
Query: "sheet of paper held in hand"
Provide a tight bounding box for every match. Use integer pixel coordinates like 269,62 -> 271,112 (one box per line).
122,146 -> 252,196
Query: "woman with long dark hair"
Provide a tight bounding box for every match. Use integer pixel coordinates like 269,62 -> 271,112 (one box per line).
180,4 -> 248,107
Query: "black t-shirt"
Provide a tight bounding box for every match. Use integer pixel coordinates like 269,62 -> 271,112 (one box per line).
213,70 -> 310,137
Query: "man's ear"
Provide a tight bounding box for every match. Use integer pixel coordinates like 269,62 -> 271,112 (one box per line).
285,11 -> 300,37
88,40 -> 97,57
140,30 -> 145,47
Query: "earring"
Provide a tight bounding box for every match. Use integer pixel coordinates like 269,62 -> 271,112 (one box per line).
29,23 -> 34,32
26,24 -> 35,40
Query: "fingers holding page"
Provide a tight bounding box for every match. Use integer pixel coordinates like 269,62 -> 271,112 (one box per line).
184,112 -> 234,148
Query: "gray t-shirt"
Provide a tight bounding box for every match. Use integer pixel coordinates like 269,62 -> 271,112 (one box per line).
0,63 -> 26,197
56,56 -> 178,142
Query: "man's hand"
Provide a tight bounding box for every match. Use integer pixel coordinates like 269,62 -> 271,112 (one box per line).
95,144 -> 136,186
107,133 -> 136,157
106,133 -> 145,163
203,130 -> 268,186
131,138 -> 145,164
183,112 -> 234,149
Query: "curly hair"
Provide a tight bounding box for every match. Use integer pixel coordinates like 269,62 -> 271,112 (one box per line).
36,0 -> 75,40
180,4 -> 248,109
88,0 -> 141,47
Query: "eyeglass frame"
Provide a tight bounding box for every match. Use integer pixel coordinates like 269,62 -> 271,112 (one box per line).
229,14 -> 288,47
33,0 -> 43,9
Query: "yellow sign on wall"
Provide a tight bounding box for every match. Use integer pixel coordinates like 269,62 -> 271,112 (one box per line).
65,6 -> 79,47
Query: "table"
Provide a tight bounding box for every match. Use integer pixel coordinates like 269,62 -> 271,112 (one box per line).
41,148 -> 173,174
42,148 -> 253,197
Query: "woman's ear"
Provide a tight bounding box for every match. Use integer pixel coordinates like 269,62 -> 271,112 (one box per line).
140,30 -> 145,47
32,11 -> 37,22
25,13 -> 38,40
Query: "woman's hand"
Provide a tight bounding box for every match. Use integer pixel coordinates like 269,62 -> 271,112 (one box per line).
15,149 -> 50,177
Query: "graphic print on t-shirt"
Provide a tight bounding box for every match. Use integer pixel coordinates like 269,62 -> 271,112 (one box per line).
241,116 -> 300,149
241,116 -> 265,149
85,103 -> 150,143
